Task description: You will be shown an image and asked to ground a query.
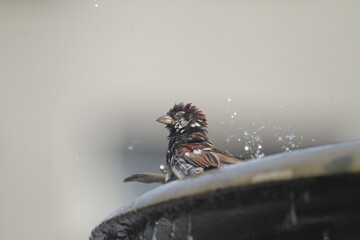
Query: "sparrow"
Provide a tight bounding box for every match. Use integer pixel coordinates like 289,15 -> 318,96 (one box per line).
124,103 -> 242,184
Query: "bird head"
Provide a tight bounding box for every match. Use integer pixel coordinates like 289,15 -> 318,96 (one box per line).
156,103 -> 207,135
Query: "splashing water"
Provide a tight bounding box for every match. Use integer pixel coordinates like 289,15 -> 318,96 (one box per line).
254,149 -> 265,159
226,134 -> 237,143
159,164 -> 166,174
222,111 -> 316,159
286,134 -> 296,140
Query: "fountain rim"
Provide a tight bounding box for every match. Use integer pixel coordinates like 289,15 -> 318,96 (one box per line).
90,140 -> 360,239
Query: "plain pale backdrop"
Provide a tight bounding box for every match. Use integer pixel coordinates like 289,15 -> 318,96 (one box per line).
1,1 -> 360,239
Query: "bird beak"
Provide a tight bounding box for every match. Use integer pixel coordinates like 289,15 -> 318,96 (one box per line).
156,115 -> 174,125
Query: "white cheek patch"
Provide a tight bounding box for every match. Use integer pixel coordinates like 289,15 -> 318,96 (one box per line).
174,122 -> 184,132
180,119 -> 189,127
175,119 -> 189,132
185,152 -> 190,157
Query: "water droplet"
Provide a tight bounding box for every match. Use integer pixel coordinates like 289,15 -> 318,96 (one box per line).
244,131 -> 248,136
94,3 -> 99,7
233,112 -> 237,116
291,143 -> 295,148
257,144 -> 262,149
286,134 -> 296,140
277,136 -> 283,141
226,134 -> 236,143
227,98 -> 231,102
285,147 -> 290,152
258,125 -> 267,131
159,164 -> 165,170
244,145 -> 250,151
280,105 -> 284,108
237,138 -> 241,142
128,145 -> 133,151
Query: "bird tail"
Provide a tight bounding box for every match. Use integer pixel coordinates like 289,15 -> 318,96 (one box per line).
123,172 -> 166,184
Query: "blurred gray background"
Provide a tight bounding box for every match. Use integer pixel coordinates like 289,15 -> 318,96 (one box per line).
1,1 -> 360,239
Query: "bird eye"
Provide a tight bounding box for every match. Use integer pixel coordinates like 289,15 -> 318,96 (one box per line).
174,112 -> 183,119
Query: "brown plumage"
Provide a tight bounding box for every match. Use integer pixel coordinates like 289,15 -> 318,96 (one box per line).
124,103 -> 242,184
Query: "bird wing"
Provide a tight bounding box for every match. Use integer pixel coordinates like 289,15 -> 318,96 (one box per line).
182,150 -> 221,168
178,144 -> 242,169
217,151 -> 243,165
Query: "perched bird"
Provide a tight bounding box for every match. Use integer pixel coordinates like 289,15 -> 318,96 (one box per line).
124,103 -> 242,184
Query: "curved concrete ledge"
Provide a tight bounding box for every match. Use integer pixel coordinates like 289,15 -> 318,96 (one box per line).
90,141 -> 360,240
